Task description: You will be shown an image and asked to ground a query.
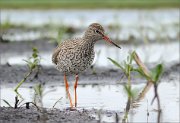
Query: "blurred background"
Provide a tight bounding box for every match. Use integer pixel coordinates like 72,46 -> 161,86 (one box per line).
0,0 -> 179,122
0,0 -> 179,66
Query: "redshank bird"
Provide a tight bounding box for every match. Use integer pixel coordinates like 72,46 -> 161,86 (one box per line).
52,23 -> 121,108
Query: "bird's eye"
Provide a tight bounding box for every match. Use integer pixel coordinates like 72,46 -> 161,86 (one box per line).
95,30 -> 100,34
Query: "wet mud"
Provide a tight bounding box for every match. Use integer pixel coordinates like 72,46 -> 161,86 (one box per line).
0,107 -> 99,123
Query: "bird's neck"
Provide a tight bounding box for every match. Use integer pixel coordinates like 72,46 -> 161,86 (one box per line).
83,32 -> 99,42
81,36 -> 96,50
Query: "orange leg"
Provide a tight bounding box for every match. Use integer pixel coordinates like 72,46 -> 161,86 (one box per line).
64,74 -> 73,108
74,74 -> 79,107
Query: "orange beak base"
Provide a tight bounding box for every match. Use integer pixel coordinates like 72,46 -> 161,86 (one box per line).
103,36 -> 121,49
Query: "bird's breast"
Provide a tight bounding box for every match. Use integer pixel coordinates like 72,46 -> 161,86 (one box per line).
56,46 -> 95,74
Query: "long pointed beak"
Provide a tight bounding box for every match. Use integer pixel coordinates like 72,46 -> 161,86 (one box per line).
103,35 -> 121,49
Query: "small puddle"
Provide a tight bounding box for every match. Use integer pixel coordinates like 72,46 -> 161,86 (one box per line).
1,81 -> 179,122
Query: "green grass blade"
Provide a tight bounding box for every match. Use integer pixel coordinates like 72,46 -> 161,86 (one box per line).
151,64 -> 164,83
133,68 -> 151,80
2,99 -> 12,107
107,57 -> 125,72
124,84 -> 131,97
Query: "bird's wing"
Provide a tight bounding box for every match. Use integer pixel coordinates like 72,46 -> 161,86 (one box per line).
52,38 -> 83,65
52,45 -> 61,65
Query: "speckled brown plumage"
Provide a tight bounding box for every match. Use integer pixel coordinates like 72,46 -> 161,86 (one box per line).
52,23 -> 105,75
52,23 -> 120,108
52,37 -> 95,75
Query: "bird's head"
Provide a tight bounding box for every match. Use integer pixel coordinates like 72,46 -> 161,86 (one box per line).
84,23 -> 121,49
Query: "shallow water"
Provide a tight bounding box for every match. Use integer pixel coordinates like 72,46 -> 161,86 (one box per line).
1,42 -> 179,66
1,9 -> 179,27
1,9 -> 179,42
1,81 -> 179,122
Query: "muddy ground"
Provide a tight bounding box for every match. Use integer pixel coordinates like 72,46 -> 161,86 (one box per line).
0,105 -> 125,123
0,107 -> 98,123
0,62 -> 179,86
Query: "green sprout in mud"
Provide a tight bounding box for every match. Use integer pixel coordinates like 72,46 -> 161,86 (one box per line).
2,96 -> 21,108
108,51 -> 138,122
3,96 -> 37,109
134,61 -> 163,123
3,96 -> 25,109
108,51 -> 138,98
150,64 -> 163,123
14,47 -> 41,93
3,95 -> 41,110
108,51 -> 164,123
108,51 -> 134,80
33,83 -> 44,107
33,83 -> 59,108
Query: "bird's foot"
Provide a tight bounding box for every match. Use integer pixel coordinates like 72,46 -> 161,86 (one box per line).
66,107 -> 77,111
